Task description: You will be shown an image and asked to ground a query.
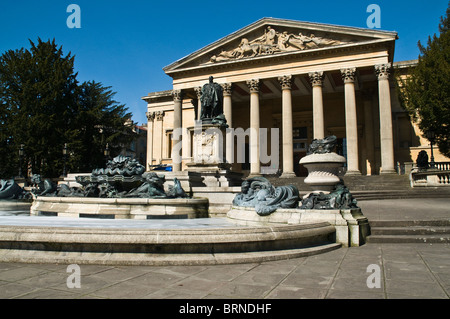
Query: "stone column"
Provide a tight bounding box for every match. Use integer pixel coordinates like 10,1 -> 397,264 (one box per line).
309,71 -> 325,139
221,83 -> 233,165
341,68 -> 361,175
194,87 -> 202,121
146,111 -> 155,171
362,89 -> 375,175
375,63 -> 396,174
278,75 -> 295,178
155,111 -> 164,164
246,79 -> 261,176
172,89 -> 183,172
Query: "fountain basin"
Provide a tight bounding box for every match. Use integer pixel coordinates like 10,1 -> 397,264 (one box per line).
0,216 -> 340,265
30,197 -> 209,219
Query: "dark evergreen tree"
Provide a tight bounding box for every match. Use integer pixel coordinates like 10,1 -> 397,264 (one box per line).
0,39 -> 136,178
397,4 -> 450,157
0,38 -> 77,177
69,81 -> 135,172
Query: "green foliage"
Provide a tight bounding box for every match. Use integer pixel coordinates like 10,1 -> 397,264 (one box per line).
397,4 -> 450,157
0,39 -> 136,178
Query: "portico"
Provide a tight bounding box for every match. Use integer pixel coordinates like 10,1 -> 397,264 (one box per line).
143,18 -> 399,177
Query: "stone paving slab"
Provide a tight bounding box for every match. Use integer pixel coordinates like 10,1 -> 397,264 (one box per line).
0,243 -> 449,299
358,198 -> 450,221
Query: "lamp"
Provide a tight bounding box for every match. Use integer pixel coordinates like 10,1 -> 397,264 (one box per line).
18,144 -> 24,178
426,130 -> 436,168
62,143 -> 68,177
104,143 -> 110,164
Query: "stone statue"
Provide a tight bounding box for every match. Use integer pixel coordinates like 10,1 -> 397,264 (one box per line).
307,135 -> 337,155
124,172 -> 167,198
232,177 -> 300,216
416,150 -> 429,170
54,183 -> 85,197
92,155 -> 145,176
30,174 -> 58,197
167,178 -> 188,198
200,76 -> 227,126
0,179 -> 27,199
26,155 -> 190,199
300,183 -> 358,210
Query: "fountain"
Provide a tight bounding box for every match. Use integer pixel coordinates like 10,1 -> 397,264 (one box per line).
299,135 -> 346,192
0,77 -> 366,265
228,136 -> 370,247
29,155 -> 208,219
0,179 -> 32,214
0,140 -> 344,265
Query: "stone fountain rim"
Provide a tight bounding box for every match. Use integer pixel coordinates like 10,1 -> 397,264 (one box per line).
32,196 -> 208,205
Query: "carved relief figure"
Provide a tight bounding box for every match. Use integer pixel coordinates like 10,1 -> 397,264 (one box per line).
208,26 -> 347,63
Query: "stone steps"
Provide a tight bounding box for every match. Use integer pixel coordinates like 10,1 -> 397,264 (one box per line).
366,234 -> 450,243
267,175 -> 450,201
366,220 -> 450,243
351,189 -> 450,201
268,174 -> 412,192
341,174 -> 411,191
0,243 -> 342,266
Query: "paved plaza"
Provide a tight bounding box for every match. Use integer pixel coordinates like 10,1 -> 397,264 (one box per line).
0,198 -> 449,299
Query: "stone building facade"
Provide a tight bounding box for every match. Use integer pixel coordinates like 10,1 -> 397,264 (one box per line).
142,18 -> 447,177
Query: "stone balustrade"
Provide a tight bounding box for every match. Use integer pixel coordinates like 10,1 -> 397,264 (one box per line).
410,163 -> 450,187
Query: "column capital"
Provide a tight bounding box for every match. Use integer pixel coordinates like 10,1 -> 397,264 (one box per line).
308,71 -> 325,87
246,79 -> 260,93
375,63 -> 391,81
278,75 -> 293,90
221,83 -> 232,96
172,89 -> 183,101
155,111 -> 164,121
146,111 -> 155,122
340,68 -> 357,83
194,86 -> 202,98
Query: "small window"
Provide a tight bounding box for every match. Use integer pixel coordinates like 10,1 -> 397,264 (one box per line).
167,132 -> 173,158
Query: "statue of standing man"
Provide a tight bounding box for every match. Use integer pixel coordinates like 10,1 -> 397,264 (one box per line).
200,76 -> 227,127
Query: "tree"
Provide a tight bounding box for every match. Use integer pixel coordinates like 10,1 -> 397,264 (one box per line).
397,4 -> 450,157
0,39 -> 136,178
0,38 -> 78,177
69,81 -> 135,172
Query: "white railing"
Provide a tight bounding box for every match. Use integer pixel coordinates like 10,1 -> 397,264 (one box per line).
409,162 -> 450,187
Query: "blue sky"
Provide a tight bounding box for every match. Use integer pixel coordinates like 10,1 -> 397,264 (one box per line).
1,0 -> 448,125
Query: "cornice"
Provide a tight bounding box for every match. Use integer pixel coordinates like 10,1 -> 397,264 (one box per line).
166,38 -> 395,79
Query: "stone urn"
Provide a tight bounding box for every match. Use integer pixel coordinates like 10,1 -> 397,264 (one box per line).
300,151 -> 346,192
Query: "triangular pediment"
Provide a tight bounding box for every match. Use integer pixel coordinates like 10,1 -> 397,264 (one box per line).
164,18 -> 397,75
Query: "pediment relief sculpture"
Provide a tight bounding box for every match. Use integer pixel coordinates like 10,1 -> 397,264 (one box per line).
208,26 -> 349,63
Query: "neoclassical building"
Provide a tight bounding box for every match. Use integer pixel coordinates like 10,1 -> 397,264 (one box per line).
142,18 -> 441,177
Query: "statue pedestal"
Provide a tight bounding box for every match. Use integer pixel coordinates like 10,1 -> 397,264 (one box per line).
185,123 -> 242,187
